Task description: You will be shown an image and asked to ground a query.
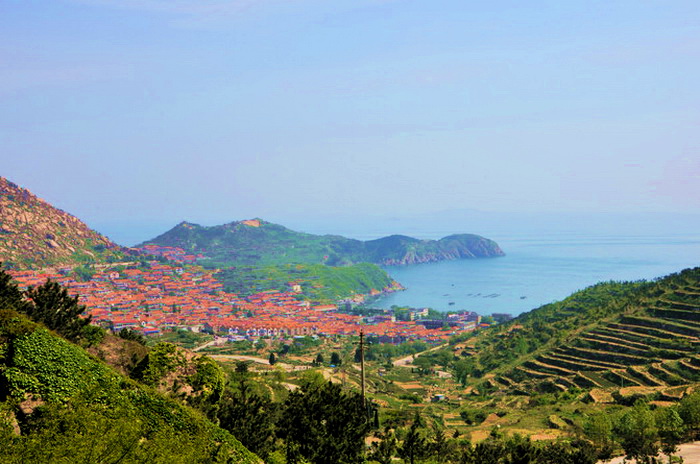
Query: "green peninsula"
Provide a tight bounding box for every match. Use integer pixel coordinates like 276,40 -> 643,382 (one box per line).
138,218 -> 505,267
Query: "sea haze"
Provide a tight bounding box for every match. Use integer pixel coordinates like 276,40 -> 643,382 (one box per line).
372,233 -> 700,316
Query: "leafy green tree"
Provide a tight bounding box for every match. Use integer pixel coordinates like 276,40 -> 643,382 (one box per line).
413,356 -> 433,375
615,400 -> 659,463
278,380 -> 370,464
187,355 -> 226,419
72,265 -> 94,282
118,327 -> 147,345
506,434 -> 540,464
235,361 -> 250,373
269,352 -> 277,365
584,412 -> 615,460
354,347 -> 362,363
656,406 -> 684,463
131,342 -> 185,387
330,352 -> 341,366
81,324 -> 105,347
453,358 -> 475,386
460,408 -> 487,426
472,439 -> 507,464
315,353 -> 324,365
539,439 -> 597,464
679,391 -> 700,439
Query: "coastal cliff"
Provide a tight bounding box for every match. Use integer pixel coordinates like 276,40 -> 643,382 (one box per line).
365,233 -> 504,265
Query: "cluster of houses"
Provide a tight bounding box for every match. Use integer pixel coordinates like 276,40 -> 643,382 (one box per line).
8,262 -> 481,343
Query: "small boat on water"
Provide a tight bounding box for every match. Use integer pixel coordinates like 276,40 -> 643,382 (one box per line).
448,302 -> 455,306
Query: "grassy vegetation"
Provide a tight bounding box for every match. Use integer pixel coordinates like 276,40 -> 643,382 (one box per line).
0,310 -> 260,463
214,262 -> 395,303
142,219 -> 503,267
152,328 -> 214,349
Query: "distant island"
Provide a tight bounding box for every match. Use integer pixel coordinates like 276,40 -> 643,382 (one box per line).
137,218 -> 505,267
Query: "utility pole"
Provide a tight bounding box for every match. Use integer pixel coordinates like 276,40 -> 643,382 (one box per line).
359,329 -> 366,408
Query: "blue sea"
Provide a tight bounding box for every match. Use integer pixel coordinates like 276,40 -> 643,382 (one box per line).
107,212 -> 700,318
372,233 -> 700,316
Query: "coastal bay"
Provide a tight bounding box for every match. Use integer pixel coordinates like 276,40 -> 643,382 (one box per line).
373,233 -> 700,316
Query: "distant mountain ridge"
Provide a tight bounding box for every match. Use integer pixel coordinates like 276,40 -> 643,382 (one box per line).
0,177 -> 126,268
138,218 -> 505,266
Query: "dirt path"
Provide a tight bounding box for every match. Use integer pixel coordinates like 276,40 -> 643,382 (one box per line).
600,441 -> 700,463
393,343 -> 448,367
208,354 -> 310,372
192,336 -> 226,352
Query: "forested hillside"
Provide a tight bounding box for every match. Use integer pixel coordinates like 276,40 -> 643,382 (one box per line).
453,267 -> 700,400
139,219 -> 504,266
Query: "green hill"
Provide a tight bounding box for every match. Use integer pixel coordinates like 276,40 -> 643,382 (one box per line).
138,219 -> 504,267
216,262 -> 398,302
458,267 -> 700,399
0,310 -> 260,462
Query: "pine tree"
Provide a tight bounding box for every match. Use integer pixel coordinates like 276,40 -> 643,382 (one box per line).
278,380 -> 370,464
330,352 -> 341,366
369,427 -> 397,464
399,411 -> 426,464
0,267 -> 29,312
23,279 -> 91,343
218,380 -> 277,461
429,422 -> 449,463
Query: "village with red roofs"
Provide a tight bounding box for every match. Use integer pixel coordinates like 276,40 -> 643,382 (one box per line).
9,245 -> 485,346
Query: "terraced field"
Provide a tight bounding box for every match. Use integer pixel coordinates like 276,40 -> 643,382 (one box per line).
497,270 -> 700,396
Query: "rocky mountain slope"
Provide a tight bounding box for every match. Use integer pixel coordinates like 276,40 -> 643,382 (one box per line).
138,219 -> 504,266
0,177 -> 126,268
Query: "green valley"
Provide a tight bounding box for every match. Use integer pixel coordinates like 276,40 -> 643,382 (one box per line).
216,262 -> 400,303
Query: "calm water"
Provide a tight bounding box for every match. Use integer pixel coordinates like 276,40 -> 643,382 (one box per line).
373,234 -> 700,316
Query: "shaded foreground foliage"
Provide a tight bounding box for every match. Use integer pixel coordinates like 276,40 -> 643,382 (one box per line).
371,415 -> 598,464
278,378 -> 371,464
0,268 -> 260,463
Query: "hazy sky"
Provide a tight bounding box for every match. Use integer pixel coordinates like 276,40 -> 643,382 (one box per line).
2,1 -> 700,243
